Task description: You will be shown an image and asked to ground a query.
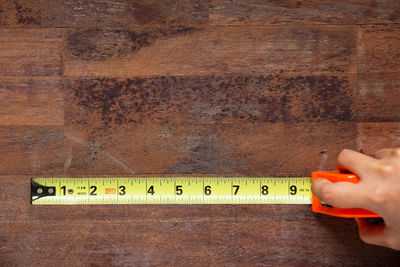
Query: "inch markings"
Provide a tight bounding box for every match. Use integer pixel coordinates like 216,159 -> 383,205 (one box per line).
31,177 -> 312,205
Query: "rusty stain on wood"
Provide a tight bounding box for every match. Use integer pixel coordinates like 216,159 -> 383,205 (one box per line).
65,75 -> 354,126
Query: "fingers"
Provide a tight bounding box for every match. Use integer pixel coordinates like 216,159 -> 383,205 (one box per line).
356,218 -> 388,247
311,178 -> 368,209
337,149 -> 379,178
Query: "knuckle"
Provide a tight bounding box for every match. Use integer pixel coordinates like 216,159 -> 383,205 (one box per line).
368,187 -> 390,205
375,163 -> 395,176
392,148 -> 400,157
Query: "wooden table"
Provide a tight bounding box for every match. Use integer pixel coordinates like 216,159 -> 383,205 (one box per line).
1,1 -> 400,265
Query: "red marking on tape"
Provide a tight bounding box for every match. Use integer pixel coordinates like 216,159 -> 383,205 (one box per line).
105,188 -> 116,194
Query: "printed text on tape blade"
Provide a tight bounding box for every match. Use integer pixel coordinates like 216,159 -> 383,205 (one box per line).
31,177 -> 312,205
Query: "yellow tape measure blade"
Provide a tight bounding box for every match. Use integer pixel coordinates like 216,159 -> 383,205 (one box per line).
31,177 -> 312,205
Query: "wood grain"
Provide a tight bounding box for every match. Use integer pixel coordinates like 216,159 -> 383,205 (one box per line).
0,28 -> 63,76
45,0 -> 209,27
0,0 -> 209,27
357,123 -> 400,155
3,220 -> 400,266
4,0 -> 400,27
63,122 -> 356,176
0,126 -> 64,175
0,77 -> 63,126
214,122 -> 356,176
358,26 -> 400,74
211,220 -> 400,266
210,0 -> 400,25
64,26 -> 357,76
357,73 -> 400,122
0,0 -> 42,26
63,123 -> 217,175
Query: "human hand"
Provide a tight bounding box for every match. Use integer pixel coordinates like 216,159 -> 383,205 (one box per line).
311,148 -> 400,250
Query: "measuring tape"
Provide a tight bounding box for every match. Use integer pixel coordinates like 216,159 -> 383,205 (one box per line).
30,172 -> 380,218
31,177 -> 312,205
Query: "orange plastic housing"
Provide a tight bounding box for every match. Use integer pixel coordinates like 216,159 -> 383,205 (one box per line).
311,171 -> 380,218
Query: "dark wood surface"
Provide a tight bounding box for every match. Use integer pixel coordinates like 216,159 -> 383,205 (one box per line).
1,1 -> 400,266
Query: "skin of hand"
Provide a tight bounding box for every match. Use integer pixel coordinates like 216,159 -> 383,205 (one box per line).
311,148 -> 400,250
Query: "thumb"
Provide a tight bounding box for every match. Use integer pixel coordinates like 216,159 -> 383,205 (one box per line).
311,178 -> 369,209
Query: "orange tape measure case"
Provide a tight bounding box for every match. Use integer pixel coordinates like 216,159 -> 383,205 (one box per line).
311,171 -> 380,218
